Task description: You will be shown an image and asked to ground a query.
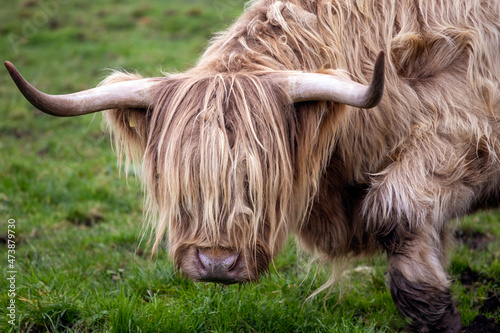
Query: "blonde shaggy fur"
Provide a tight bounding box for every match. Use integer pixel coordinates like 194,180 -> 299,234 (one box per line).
103,0 -> 499,331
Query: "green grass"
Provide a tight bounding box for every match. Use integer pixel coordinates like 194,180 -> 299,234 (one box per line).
0,1 -> 499,332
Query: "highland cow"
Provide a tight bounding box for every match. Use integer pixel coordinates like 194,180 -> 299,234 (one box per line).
6,0 -> 500,331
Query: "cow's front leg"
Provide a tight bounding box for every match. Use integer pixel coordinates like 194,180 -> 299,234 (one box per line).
361,149 -> 475,331
381,230 -> 461,332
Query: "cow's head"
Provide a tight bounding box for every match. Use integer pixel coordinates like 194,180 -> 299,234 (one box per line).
5,52 -> 383,284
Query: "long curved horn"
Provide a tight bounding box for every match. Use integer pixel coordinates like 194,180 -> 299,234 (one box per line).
284,51 -> 385,108
5,61 -> 163,117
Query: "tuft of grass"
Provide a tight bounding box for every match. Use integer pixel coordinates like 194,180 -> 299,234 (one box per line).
0,0 -> 498,332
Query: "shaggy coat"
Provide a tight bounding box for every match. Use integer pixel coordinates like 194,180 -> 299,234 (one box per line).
102,0 -> 499,331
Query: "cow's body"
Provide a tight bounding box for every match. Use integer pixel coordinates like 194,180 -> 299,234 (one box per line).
189,3 -> 499,330
7,0 -> 500,332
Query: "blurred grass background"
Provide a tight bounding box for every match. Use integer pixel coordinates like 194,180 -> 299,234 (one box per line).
0,0 -> 498,332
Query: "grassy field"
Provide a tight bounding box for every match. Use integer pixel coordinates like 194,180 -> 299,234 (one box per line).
0,0 -> 499,332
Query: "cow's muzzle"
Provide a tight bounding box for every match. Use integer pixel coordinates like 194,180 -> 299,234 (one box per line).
176,244 -> 268,284
195,248 -> 242,284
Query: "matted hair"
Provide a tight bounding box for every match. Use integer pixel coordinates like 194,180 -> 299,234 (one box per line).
105,71 -> 298,259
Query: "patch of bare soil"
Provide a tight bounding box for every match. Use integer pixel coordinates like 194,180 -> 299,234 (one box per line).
454,229 -> 496,250
459,273 -> 500,332
459,267 -> 495,289
455,228 -> 499,332
67,209 -> 104,227
479,293 -> 500,315
1,127 -> 32,139
462,314 -> 500,333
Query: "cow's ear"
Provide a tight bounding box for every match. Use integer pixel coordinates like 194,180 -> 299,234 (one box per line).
104,107 -> 149,162
101,71 -> 151,174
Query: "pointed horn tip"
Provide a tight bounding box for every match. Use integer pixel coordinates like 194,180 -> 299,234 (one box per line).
375,50 -> 385,74
362,50 -> 385,108
5,61 -> 15,76
4,61 -> 23,84
377,50 -> 385,61
5,61 -> 16,73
